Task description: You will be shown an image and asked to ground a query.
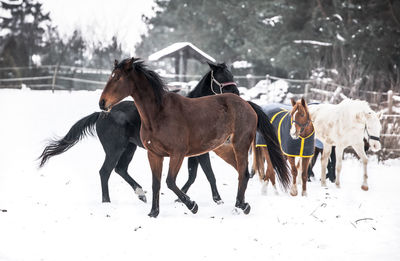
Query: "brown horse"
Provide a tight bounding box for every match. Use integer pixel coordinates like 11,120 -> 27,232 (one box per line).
253,98 -> 314,196
99,58 -> 289,217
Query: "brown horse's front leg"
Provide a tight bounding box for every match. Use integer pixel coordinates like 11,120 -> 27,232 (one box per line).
166,155 -> 198,214
147,151 -> 164,218
288,157 -> 298,196
301,157 -> 311,196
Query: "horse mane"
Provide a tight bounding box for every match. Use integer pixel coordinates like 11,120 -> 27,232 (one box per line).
187,62 -> 228,98
117,58 -> 168,107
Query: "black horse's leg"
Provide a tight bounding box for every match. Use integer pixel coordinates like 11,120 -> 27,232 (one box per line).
197,153 -> 223,204
181,156 -> 199,194
114,143 -> 146,203
99,151 -> 124,203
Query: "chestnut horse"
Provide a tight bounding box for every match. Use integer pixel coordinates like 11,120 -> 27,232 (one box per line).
253,98 -> 314,196
99,58 -> 289,217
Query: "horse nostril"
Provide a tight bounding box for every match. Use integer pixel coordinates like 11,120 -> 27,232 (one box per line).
99,99 -> 106,110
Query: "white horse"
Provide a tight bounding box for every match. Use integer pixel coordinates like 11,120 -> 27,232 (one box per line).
308,99 -> 382,190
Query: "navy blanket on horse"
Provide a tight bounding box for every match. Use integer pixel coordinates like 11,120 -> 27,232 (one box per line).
256,104 -> 315,157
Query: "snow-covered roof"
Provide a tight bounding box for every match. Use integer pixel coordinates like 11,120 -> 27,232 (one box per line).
149,42 -> 216,63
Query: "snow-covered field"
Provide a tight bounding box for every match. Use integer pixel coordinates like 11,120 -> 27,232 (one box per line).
0,89 -> 399,261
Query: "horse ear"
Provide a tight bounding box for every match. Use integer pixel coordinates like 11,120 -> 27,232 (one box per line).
301,97 -> 307,107
114,59 -> 118,68
207,61 -> 218,71
124,57 -> 135,71
291,98 -> 296,106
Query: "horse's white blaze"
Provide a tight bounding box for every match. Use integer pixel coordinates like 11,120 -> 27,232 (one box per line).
308,99 -> 382,189
290,110 -> 298,139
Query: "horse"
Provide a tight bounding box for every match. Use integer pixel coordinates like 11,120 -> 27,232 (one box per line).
308,99 -> 382,190
99,57 -> 289,217
38,61 -> 240,204
252,98 -> 315,196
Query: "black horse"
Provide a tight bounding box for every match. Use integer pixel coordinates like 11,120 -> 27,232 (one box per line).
38,62 -> 239,204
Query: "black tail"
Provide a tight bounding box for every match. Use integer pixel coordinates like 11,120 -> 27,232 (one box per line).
38,112 -> 101,167
247,101 -> 290,190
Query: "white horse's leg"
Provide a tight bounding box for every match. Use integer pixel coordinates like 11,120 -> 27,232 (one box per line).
261,180 -> 269,195
334,146 -> 344,188
320,145 -> 332,187
352,143 -> 369,191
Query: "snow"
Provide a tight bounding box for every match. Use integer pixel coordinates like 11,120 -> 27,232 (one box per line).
1,89 -> 400,261
232,60 -> 253,69
148,42 -> 216,63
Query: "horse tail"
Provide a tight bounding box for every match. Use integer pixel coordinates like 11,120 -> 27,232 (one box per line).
38,112 -> 101,167
251,141 -> 266,181
247,101 -> 290,190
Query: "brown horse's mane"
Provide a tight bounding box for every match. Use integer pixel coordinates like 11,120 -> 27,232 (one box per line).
115,58 -> 168,107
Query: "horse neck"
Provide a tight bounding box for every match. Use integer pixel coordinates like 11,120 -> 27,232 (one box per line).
187,72 -> 211,98
129,73 -> 164,129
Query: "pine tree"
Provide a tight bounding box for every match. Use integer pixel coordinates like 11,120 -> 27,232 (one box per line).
0,0 -> 51,67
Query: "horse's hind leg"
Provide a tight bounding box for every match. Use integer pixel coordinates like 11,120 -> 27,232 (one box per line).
114,143 -> 146,202
320,145 -> 332,187
197,153 -> 223,204
166,155 -> 198,214
288,157 -> 298,196
262,147 -> 278,195
213,144 -> 250,214
333,146 -> 344,188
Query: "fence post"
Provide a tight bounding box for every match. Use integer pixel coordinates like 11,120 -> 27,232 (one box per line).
51,63 -> 60,93
387,90 -> 393,115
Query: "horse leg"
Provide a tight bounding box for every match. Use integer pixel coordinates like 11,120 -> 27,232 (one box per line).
180,156 -> 199,194
114,143 -> 146,203
147,151 -> 164,218
214,144 -> 250,214
234,149 -> 251,214
262,147 -> 278,195
301,157 -> 311,196
352,143 -> 369,191
166,155 -> 198,214
99,149 -> 124,203
288,157 -> 298,196
197,153 -> 223,204
333,146 -> 344,188
320,145 -> 332,187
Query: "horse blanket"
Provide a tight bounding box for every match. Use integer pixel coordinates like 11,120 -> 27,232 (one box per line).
256,104 -> 315,157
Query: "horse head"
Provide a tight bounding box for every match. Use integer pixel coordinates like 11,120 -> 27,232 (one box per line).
358,106 -> 382,152
207,61 -> 239,95
99,58 -> 138,111
290,97 -> 312,139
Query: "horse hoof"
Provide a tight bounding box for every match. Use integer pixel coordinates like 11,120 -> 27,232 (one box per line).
302,191 -> 307,197
361,185 -> 369,191
336,183 -> 341,188
138,195 -> 147,203
215,199 -> 224,205
190,202 -> 198,214
321,181 -> 327,187
213,196 -> 223,204
243,203 -> 251,215
148,209 -> 159,218
290,191 -> 298,196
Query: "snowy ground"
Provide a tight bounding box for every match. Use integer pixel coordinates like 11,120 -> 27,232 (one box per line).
0,89 -> 399,261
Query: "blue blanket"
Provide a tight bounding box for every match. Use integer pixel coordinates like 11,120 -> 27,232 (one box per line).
256,104 -> 315,157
